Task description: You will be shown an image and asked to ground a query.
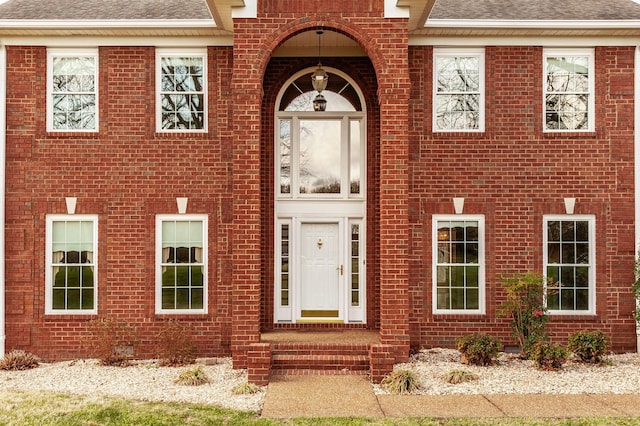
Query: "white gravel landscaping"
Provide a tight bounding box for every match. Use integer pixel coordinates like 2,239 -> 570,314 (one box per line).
2,348 -> 640,412
1,357 -> 265,412
374,348 -> 640,396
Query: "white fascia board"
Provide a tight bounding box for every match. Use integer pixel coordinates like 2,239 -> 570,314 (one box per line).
426,19 -> 640,29
410,35 -> 640,47
0,36 -> 233,47
232,0 -> 257,18
0,19 -> 217,29
385,0 -> 410,18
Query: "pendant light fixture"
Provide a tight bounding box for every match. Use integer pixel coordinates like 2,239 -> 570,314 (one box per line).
311,30 -> 328,111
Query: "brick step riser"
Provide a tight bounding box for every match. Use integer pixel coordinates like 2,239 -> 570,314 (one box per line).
271,349 -> 369,356
271,354 -> 369,371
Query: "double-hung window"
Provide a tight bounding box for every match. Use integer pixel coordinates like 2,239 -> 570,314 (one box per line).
544,215 -> 595,314
433,215 -> 485,314
156,48 -> 207,132
544,48 -> 594,132
433,48 -> 485,132
156,215 -> 207,314
45,215 -> 98,314
47,48 -> 98,132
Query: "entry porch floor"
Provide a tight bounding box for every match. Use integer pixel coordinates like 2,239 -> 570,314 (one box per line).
260,329 -> 380,345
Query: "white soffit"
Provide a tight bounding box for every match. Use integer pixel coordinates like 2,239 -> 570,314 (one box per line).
385,0 -> 410,18
231,0 -> 257,18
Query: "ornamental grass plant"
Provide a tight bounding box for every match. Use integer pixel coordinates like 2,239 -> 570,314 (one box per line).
380,369 -> 421,394
0,349 -> 40,371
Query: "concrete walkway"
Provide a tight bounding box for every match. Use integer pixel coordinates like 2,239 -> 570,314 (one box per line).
261,375 -> 640,419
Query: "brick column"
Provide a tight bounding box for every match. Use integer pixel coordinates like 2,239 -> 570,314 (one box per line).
231,20 -> 263,368
378,59 -> 411,363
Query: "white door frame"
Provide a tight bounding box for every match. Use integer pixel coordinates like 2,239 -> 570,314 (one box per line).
273,67 -> 367,325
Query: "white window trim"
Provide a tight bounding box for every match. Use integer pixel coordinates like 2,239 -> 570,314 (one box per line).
155,214 -> 208,315
155,48 -> 207,133
432,214 -> 486,315
432,48 -> 485,133
46,48 -> 99,133
45,214 -> 98,315
543,214 -> 596,315
543,48 -> 595,133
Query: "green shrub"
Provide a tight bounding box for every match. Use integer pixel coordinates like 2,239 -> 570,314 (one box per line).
174,366 -> 209,386
568,330 -> 609,364
0,350 -> 40,371
87,318 -> 137,366
529,341 -> 568,371
498,272 -> 549,358
456,333 -> 502,366
156,320 -> 197,367
380,369 -> 420,394
442,369 -> 478,384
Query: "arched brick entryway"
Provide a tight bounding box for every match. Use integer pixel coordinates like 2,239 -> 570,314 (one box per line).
231,12 -> 410,371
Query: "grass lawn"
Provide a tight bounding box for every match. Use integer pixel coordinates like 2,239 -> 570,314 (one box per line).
2,390 -> 640,426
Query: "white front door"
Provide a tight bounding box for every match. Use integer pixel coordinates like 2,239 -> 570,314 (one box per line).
299,222 -> 341,320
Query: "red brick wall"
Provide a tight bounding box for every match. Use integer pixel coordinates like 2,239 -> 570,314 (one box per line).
4,31 -> 636,362
5,46 -> 235,361
408,45 -> 637,352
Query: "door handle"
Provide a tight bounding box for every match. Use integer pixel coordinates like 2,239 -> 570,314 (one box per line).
339,264 -> 344,275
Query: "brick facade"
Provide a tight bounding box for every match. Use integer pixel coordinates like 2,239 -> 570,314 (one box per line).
2,4 -> 637,368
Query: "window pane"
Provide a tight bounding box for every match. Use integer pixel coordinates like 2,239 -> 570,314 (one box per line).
191,288 -> 204,310
561,288 -> 575,310
466,288 -> 479,309
576,221 -> 589,241
280,120 -> 291,194
350,120 -> 361,195
466,243 -> 478,264
548,243 -> 560,264
451,288 -> 465,309
162,288 -> 175,309
561,266 -> 575,286
436,266 -> 449,287
575,267 -> 589,287
562,243 -> 575,264
437,288 -> 450,309
280,223 -> 290,307
450,266 -> 464,286
176,289 -> 190,309
576,289 -> 589,310
466,266 -> 479,288
82,289 -> 94,310
452,243 -> 465,263
299,120 -> 341,194
547,291 -> 560,310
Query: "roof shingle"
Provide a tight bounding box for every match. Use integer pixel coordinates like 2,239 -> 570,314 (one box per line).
0,0 -> 212,20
